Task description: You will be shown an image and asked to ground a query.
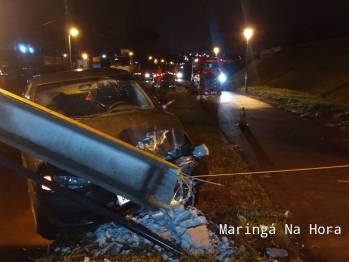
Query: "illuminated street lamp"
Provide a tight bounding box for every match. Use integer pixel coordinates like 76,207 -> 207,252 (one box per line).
129,52 -> 134,71
213,47 -> 219,57
82,53 -> 88,60
244,28 -> 253,92
148,56 -> 153,68
68,28 -> 78,70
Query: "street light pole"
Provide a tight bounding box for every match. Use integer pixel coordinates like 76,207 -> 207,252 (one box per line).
244,28 -> 253,92
68,34 -> 72,69
68,28 -> 78,70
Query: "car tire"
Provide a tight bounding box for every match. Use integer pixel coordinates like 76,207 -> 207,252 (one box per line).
30,197 -> 59,240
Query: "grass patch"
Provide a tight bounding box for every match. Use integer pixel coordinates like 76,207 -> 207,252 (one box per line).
238,85 -> 349,132
228,38 -> 349,105
164,87 -> 294,260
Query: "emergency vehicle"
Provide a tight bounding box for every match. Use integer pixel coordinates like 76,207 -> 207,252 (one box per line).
191,56 -> 226,94
191,56 -> 227,84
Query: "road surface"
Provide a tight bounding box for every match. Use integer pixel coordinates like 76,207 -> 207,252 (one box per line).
0,143 -> 51,262
196,90 -> 349,262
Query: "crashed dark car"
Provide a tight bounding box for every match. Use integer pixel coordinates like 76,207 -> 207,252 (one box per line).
21,68 -> 208,240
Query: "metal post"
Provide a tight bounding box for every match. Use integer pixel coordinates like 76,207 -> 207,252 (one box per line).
68,34 -> 72,70
244,39 -> 249,92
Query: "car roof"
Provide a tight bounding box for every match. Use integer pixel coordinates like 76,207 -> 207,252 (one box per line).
30,68 -> 131,85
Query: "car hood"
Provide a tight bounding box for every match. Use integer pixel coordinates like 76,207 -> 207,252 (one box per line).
77,108 -> 185,158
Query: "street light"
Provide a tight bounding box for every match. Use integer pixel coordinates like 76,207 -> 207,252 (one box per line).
244,28 -> 253,92
213,47 -> 219,57
129,52 -> 134,71
68,28 -> 78,69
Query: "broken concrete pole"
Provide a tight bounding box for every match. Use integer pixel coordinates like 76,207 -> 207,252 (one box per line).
0,89 -> 180,210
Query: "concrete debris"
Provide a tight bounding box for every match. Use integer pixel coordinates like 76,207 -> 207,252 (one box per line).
237,215 -> 246,221
266,247 -> 289,258
186,225 -> 210,247
55,205 -> 239,261
61,247 -> 70,253
285,210 -> 290,217
238,244 -> 246,254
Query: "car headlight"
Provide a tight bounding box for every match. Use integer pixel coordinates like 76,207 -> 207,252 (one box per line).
57,176 -> 91,189
218,73 -> 227,83
177,72 -> 183,79
145,73 -> 150,78
41,174 -> 91,191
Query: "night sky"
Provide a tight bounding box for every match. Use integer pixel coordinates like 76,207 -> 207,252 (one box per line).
0,0 -> 348,57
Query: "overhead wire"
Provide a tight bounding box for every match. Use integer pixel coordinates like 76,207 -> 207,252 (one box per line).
187,164 -> 349,178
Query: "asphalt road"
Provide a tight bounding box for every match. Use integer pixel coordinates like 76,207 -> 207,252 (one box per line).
195,90 -> 349,262
0,143 -> 51,262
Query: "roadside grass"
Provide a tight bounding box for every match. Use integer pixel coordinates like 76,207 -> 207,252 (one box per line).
164,88 -> 294,260
228,38 -> 349,106
237,85 -> 349,133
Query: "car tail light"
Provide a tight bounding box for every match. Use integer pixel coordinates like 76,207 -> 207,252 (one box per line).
41,175 -> 52,191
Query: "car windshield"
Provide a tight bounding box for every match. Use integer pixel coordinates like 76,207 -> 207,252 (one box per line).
34,76 -> 154,117
199,62 -> 219,69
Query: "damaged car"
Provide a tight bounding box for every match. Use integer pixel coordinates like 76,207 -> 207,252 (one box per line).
21,68 -> 208,240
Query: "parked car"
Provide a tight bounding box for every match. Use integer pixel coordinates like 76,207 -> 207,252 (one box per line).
22,68 -> 208,240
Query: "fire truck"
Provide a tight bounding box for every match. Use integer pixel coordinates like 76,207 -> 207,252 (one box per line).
190,56 -> 226,94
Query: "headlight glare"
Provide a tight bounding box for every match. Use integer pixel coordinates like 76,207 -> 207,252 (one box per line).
218,73 -> 227,83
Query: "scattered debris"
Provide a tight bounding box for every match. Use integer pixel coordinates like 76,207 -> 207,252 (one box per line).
284,210 -> 290,217
266,247 -> 289,258
55,205 -> 237,261
238,244 -> 246,254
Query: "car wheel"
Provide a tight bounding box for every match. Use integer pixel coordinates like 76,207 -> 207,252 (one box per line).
30,197 -> 59,240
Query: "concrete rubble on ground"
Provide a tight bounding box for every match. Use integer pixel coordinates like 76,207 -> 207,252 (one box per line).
266,247 -> 289,258
55,205 -> 238,261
